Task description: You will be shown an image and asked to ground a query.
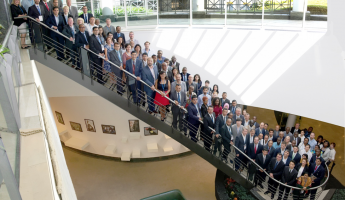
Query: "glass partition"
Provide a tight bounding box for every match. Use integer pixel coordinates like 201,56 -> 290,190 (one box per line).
158,0 -> 190,25
192,0 -> 225,25
126,0 -> 158,26
226,0 -> 263,26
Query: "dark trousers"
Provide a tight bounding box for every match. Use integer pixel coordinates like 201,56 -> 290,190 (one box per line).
51,35 -> 64,59
172,108 -> 184,130
268,177 -> 280,195
188,122 -> 199,142
91,57 -> 103,84
113,67 -> 124,93
222,145 -> 230,160
145,90 -> 156,112
278,185 -> 291,200
65,45 -> 77,65
213,137 -> 222,155
235,155 -> 243,171
309,183 -> 319,200
129,82 -> 142,103
255,170 -> 266,186
202,132 -> 212,151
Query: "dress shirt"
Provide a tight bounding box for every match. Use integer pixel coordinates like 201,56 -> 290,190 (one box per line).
115,50 -> 122,63
181,73 -> 188,82
308,138 -> 317,151
268,136 -> 274,141
84,13 -> 88,23
280,148 -> 286,155
298,143 -> 306,154
291,152 -> 297,160
64,14 -> 68,22
144,49 -> 153,57
242,134 -> 247,150
148,66 -> 155,80
250,136 -> 253,144
299,135 -> 305,142
282,157 -> 288,164
35,4 -> 41,15
209,114 -> 214,123
244,120 -> 249,127
299,149 -> 312,162
193,103 -> 200,117
54,15 -> 59,29
226,125 -> 232,140
297,166 -> 305,177
273,142 -> 281,149
263,155 -> 266,163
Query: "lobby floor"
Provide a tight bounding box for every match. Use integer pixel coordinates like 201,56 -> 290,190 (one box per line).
63,147 -> 217,200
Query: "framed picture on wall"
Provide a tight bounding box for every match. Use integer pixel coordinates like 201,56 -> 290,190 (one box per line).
70,121 -> 82,132
128,120 -> 140,132
101,125 -> 116,134
55,111 -> 64,125
85,119 -> 96,132
144,127 -> 158,136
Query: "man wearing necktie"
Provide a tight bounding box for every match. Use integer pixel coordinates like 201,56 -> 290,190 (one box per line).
89,27 -> 105,84
45,6 -> 64,60
187,95 -> 201,143
265,153 -> 285,199
180,67 -> 190,82
171,84 -> 186,131
28,0 -> 46,43
255,149 -> 271,189
108,42 -> 124,94
62,17 -> 78,66
214,108 -> 228,156
220,118 -> 233,163
66,0 -> 78,23
125,51 -> 143,104
308,158 -> 325,200
277,161 -> 298,200
74,24 -> 90,70
78,6 -> 93,23
203,106 -> 216,152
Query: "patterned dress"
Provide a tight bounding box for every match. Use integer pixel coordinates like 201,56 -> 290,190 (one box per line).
104,43 -> 114,72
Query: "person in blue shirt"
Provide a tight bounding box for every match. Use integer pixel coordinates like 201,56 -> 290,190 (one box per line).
308,132 -> 317,151
197,87 -> 211,109
273,137 -> 282,149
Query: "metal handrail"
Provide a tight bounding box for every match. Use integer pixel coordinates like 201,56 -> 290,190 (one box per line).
0,22 -> 14,53
14,16 -> 71,41
20,18 -> 329,191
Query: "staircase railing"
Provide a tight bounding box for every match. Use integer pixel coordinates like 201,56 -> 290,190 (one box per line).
17,16 -> 330,200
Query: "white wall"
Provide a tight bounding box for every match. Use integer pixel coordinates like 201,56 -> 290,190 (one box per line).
50,96 -> 189,158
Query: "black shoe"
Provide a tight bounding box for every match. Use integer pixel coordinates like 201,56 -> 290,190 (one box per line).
264,191 -> 270,195
258,183 -> 264,189
57,57 -> 63,61
142,102 -> 146,107
117,91 -> 123,96
271,194 -> 274,199
148,111 -> 152,114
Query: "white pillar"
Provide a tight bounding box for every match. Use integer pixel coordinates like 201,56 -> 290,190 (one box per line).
286,114 -> 297,130
192,0 -> 204,11
293,0 -> 307,12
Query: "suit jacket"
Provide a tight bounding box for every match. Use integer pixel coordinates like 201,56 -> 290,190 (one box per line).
78,13 -> 93,23
274,147 -> 287,157
220,98 -> 231,107
215,114 -> 228,134
255,128 -> 266,137
75,31 -> 90,49
186,81 -> 198,94
180,73 -> 190,82
170,91 -> 187,113
229,105 -> 239,115
264,145 -> 276,158
281,166 -> 298,185
187,103 -> 200,125
68,5 -> 78,22
28,4 -> 46,21
295,163 -> 309,176
200,104 -> 208,119
125,59 -> 143,84
40,1 -> 52,20
289,151 -> 301,164
114,32 -> 126,43
253,121 -> 260,129
61,13 -> 73,25
247,143 -> 263,159
89,34 -> 104,60
291,127 -> 301,134
291,136 -> 302,146
45,14 -> 64,38
62,24 -> 78,49
142,66 -> 158,94
245,134 -> 255,152
308,163 -> 325,185
282,156 -> 292,166
48,0 -> 62,9
220,124 -> 233,150
232,115 -> 244,126
169,61 -> 180,72
235,134 -> 247,155
310,155 -> 326,167
108,49 -> 123,74
267,158 -> 285,179
231,124 -> 243,143
256,153 -> 271,170
203,113 -> 216,136
171,81 -> 186,94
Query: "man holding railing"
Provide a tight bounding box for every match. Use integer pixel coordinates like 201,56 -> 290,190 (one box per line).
45,6 -> 65,60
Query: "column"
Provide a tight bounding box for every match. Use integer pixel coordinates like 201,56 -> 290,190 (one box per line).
291,0 -> 310,20
285,114 -> 297,130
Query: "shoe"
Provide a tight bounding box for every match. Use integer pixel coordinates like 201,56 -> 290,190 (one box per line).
71,65 -> 76,68
142,102 -> 146,107
117,91 -> 123,96
57,57 -> 63,61
270,194 -> 274,199
258,183 -> 264,189
148,111 -> 152,114
264,191 -> 270,195
153,110 -> 158,114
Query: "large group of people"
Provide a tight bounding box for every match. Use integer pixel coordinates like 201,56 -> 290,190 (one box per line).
11,2 -> 336,199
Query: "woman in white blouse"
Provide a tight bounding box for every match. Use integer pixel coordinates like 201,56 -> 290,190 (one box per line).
86,17 -> 98,36
322,142 -> 336,165
296,158 -> 309,178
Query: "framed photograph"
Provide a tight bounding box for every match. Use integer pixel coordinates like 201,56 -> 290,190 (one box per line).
144,127 -> 158,136
128,120 -> 140,132
70,121 -> 82,132
85,119 -> 96,132
55,111 -> 64,125
101,125 -> 116,134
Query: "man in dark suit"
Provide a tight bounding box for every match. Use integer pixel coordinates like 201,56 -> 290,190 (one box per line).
247,136 -> 263,160
141,57 -> 158,113
126,51 -> 143,104
255,122 -> 266,136
310,149 -> 326,167
114,26 -> 126,43
62,17 -> 78,66
220,118 -> 233,163
246,128 -> 256,154
203,106 -> 216,152
274,141 -> 287,157
169,55 -> 180,72
273,125 -> 281,141
231,118 -> 243,143
40,0 -> 52,20
235,128 -> 248,171
187,95 -> 201,143
291,132 -> 301,146
229,100 -> 239,115
264,153 -> 285,199
50,0 -> 62,14
108,42 -> 124,94
186,75 -> 198,94
89,27 -> 105,84
289,146 -> 301,164
255,149 -> 271,188
277,161 -> 298,200
78,6 -> 93,23
309,158 -> 325,200
214,108 -> 228,155
170,84 -> 187,131
232,107 -> 244,125
45,6 -> 64,60
252,116 -> 260,129
152,54 -> 162,72
28,0 -> 46,43
66,0 -> 78,23
74,24 -> 90,70
61,6 -> 73,25
180,67 -> 190,82
265,140 -> 275,158
220,92 -> 231,107
290,123 -> 301,134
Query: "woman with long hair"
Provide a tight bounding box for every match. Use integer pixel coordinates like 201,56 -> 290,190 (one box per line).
98,27 -> 106,45
117,37 -> 125,51
104,37 -> 115,89
107,32 -> 115,44
212,84 -> 219,94
194,74 -> 203,95
11,0 -> 30,49
154,71 -> 171,121
212,97 -> 222,118
170,67 -> 179,83
134,44 -> 142,60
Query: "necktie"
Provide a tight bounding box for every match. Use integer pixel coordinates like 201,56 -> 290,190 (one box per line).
177,92 -> 180,104
83,33 -> 88,43
71,27 -> 74,36
232,107 -> 235,114
292,153 -> 295,160
254,145 -> 257,154
314,166 -> 318,172
274,161 -> 278,170
132,61 -> 135,74
211,115 -> 214,123
36,5 -> 41,15
117,33 -> 120,37
228,126 -> 231,134
290,169 -> 292,173
69,6 -> 71,14
45,2 -> 49,11
84,14 -> 87,23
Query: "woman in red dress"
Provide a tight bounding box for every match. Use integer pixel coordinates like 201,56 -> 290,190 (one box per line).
212,97 -> 222,118
154,71 -> 171,121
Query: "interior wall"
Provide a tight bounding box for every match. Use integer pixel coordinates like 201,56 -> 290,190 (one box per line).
50,96 -> 189,158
